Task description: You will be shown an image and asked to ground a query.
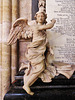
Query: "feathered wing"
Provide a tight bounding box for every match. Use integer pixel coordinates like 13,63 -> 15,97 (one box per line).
7,18 -> 33,45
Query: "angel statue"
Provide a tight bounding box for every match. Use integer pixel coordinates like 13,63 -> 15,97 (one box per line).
7,11 -> 57,95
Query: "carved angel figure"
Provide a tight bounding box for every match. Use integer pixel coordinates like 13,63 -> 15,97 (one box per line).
7,11 -> 74,95
7,11 -> 56,95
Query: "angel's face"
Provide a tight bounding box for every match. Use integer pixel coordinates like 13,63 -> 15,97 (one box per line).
36,13 -> 45,24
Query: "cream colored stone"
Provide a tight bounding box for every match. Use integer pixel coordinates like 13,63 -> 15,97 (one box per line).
19,0 -> 32,21
11,0 -> 18,82
7,0 -> 75,95
0,0 -> 2,23
2,22 -> 11,42
12,0 -> 18,23
2,0 -> 11,99
0,0 -> 2,41
0,0 -> 2,99
3,0 -> 11,22
7,12 -> 56,95
11,43 -> 17,82
2,44 -> 10,99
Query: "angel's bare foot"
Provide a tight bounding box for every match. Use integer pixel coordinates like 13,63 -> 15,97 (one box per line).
23,85 -> 34,95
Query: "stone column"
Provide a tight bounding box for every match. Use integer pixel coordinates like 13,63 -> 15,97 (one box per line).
0,0 -> 2,99
11,0 -> 18,82
2,0 -> 11,99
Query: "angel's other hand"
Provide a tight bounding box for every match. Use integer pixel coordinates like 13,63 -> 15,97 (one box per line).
51,19 -> 56,23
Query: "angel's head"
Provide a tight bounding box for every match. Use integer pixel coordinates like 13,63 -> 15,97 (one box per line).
34,11 -> 47,24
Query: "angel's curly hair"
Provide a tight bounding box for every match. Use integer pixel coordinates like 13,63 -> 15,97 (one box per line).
34,11 -> 47,24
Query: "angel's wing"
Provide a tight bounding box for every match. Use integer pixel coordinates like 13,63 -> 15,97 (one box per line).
7,18 -> 33,45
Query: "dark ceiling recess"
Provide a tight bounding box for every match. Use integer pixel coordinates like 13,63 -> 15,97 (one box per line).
32,0 -> 39,20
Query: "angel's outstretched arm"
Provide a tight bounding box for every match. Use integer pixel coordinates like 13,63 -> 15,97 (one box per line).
38,19 -> 56,30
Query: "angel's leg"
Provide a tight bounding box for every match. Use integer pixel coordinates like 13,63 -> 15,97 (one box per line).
23,60 -> 45,95
23,67 -> 45,95
29,77 -> 38,86
23,71 -> 42,95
